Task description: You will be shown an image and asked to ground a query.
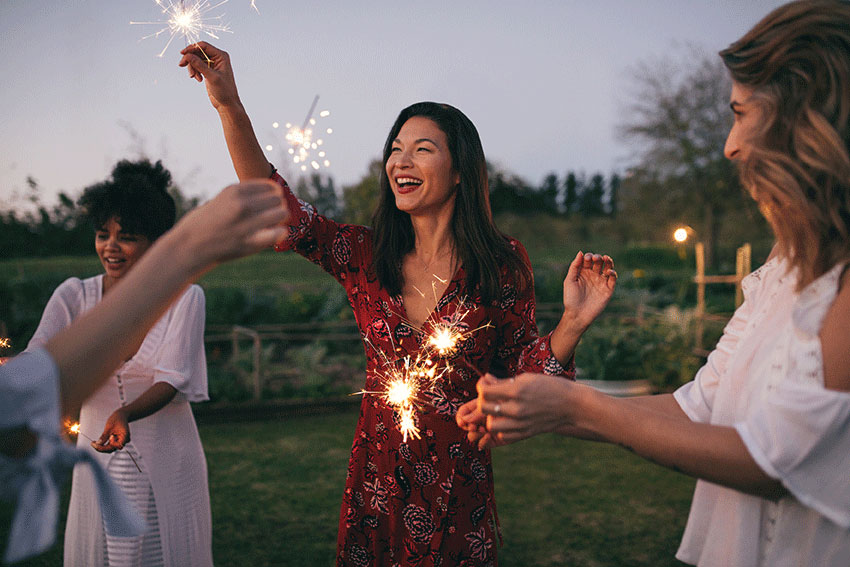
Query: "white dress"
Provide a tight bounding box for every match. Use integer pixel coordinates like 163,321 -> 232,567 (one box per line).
674,258 -> 850,566
26,275 -> 213,567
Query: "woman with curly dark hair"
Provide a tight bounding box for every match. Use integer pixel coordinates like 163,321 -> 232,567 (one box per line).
465,1 -> 850,564
26,159 -> 214,566
179,43 -> 616,565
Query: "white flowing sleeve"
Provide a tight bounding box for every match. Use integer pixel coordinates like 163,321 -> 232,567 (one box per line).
674,292 -> 756,423
25,277 -> 86,351
153,285 -> 208,402
735,381 -> 850,528
0,350 -> 146,563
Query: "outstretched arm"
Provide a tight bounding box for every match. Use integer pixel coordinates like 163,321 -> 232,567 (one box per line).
474,373 -> 785,499
179,41 -> 270,181
47,180 -> 287,417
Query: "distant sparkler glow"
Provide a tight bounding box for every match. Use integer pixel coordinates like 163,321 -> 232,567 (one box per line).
131,0 -> 232,59
266,95 -> 333,172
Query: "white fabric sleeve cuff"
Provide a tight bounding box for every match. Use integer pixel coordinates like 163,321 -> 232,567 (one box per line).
734,381 -> 850,528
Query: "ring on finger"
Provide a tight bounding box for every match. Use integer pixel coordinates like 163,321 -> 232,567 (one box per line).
493,403 -> 501,416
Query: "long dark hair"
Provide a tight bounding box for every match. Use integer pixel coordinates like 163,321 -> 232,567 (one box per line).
720,0 -> 850,288
372,102 -> 532,303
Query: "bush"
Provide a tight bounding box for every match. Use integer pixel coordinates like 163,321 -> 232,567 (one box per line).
576,307 -> 703,391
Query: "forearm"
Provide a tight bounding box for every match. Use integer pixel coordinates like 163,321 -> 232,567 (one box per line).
217,104 -> 270,180
115,382 -> 178,422
548,314 -> 587,366
577,387 -> 785,498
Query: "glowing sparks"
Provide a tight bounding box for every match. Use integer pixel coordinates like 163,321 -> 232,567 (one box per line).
131,0 -> 232,59
353,296 -> 490,443
69,422 -> 81,435
266,95 -> 333,172
0,337 -> 10,349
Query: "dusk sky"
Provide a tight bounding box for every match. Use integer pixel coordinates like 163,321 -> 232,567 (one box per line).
1,1 -> 786,210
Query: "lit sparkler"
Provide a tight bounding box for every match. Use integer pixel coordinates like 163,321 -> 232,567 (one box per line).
131,0 -> 232,60
265,95 -> 333,172
66,420 -> 142,473
353,294 -> 490,442
0,337 -> 9,366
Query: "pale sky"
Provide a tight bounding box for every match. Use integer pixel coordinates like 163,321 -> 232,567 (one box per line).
0,1 -> 786,210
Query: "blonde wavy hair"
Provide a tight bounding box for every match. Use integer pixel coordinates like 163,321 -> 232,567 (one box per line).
720,0 -> 850,288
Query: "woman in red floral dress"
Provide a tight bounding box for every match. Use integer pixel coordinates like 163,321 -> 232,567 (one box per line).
180,42 -> 617,566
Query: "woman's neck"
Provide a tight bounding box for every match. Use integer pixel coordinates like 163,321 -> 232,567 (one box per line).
410,212 -> 455,265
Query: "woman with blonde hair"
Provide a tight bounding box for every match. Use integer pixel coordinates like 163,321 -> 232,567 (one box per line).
459,1 -> 850,564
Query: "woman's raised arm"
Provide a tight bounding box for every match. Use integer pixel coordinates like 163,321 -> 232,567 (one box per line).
179,41 -> 270,180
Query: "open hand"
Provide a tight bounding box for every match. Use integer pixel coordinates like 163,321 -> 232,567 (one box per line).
174,180 -> 289,268
562,251 -> 617,330
178,41 -> 241,110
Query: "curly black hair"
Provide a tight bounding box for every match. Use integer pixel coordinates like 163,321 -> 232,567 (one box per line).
78,159 -> 176,241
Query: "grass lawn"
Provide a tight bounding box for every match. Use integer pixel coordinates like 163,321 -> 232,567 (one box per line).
3,410 -> 693,566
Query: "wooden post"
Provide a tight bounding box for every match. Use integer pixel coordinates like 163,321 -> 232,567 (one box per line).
735,243 -> 751,307
695,242 -> 705,351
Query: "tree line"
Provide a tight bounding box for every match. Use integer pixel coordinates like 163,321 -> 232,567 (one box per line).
1,49 -> 771,267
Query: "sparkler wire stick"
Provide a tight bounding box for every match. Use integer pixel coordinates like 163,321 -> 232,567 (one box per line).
67,421 -> 142,473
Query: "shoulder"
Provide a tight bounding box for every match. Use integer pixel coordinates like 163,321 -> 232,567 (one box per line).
818,265 -> 850,391
180,284 -> 206,307
50,277 -> 87,304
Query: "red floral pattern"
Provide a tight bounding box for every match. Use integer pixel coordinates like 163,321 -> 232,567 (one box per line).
272,173 -> 574,566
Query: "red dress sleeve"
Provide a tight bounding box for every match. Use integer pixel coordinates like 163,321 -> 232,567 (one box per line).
270,171 -> 369,288
489,239 -> 576,379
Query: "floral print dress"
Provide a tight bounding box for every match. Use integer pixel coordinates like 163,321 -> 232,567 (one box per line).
272,173 -> 573,566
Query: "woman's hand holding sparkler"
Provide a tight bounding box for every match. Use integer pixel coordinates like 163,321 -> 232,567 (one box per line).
93,409 -> 131,453
179,41 -> 241,110
457,373 -> 598,449
178,41 -> 277,182
548,251 -> 617,365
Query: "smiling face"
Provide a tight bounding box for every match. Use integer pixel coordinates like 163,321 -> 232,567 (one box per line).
95,217 -> 152,289
724,82 -> 760,161
385,116 -> 461,217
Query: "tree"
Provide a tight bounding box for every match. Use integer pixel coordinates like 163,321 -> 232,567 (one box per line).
577,173 -> 606,217
539,173 -> 560,214
295,173 -> 340,219
608,173 -> 621,218
563,172 -> 579,216
342,159 -> 382,225
620,51 -> 762,268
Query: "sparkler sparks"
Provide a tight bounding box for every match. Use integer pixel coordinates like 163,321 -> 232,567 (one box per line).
353,296 -> 490,443
265,95 -> 333,172
0,337 -> 10,366
66,420 -> 142,473
131,0 -> 232,59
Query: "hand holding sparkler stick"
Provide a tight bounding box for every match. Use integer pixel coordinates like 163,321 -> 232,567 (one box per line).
67,420 -> 142,473
179,41 -> 241,110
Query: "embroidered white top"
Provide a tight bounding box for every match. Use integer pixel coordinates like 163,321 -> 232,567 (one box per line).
674,257 -> 850,566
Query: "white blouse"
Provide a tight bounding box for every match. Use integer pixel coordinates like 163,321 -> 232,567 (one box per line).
674,257 -> 850,566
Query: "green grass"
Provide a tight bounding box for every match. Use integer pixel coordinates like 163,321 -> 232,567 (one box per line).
3,411 -> 693,566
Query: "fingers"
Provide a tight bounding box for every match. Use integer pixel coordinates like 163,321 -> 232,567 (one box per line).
565,250 -> 583,281
180,41 -> 223,58
477,374 -> 521,408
